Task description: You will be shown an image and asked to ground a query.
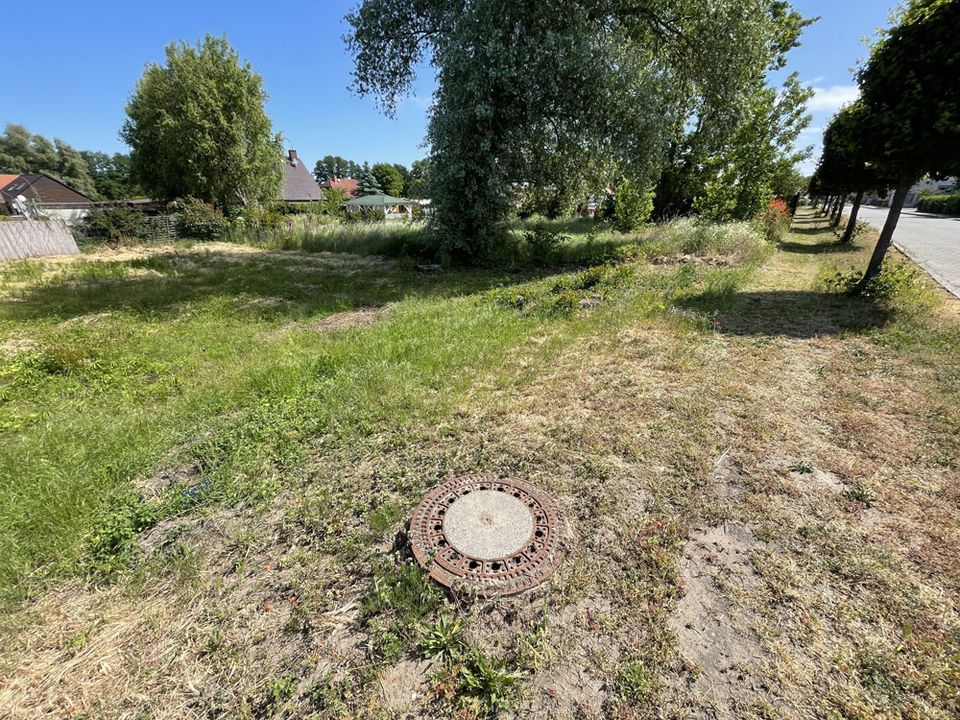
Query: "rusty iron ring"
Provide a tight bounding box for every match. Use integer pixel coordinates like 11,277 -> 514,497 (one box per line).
410,473 -> 564,596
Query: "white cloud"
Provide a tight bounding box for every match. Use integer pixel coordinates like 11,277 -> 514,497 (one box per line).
808,85 -> 860,112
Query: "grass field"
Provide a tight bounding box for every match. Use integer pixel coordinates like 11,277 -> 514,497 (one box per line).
1,209 -> 958,719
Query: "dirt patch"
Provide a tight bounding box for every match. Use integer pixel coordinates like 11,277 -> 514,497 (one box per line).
518,598 -> 614,720
379,657 -> 433,713
0,337 -> 37,356
136,463 -> 199,501
669,522 -> 774,717
311,305 -> 389,332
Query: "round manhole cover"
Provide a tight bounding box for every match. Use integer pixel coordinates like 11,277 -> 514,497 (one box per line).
410,473 -> 563,596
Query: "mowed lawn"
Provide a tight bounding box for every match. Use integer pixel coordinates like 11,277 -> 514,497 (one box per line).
1,210 -> 958,719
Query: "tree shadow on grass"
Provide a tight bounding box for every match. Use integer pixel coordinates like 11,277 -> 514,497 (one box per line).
1,249 -> 533,323
679,289 -> 893,339
778,240 -> 857,254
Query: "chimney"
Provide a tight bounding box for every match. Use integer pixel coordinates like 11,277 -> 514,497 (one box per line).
288,149 -> 298,165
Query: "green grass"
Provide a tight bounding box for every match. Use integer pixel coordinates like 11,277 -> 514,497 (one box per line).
0,224 -> 773,605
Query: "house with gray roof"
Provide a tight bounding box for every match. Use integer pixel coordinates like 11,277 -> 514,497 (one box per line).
281,150 -> 323,202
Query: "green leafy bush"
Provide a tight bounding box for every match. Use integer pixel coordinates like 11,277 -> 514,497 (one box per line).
916,194 -> 960,215
171,198 -> 227,239
523,223 -> 568,264
612,177 -> 655,232
823,262 -> 924,298
81,206 -> 149,243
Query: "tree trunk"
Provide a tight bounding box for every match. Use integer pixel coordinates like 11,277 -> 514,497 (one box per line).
840,190 -> 863,243
832,195 -> 845,227
859,181 -> 911,290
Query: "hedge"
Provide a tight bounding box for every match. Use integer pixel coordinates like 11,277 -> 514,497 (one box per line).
916,194 -> 960,215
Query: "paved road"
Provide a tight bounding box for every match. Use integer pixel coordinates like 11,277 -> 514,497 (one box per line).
855,205 -> 960,299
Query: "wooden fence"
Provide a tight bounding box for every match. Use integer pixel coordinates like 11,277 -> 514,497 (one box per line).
0,219 -> 80,260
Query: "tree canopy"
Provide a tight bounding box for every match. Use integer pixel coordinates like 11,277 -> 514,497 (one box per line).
357,167 -> 383,196
347,0 -> 812,258
0,124 -> 98,198
314,155 -> 362,182
80,151 -> 141,201
371,162 -> 405,197
122,35 -> 283,211
857,0 -> 960,186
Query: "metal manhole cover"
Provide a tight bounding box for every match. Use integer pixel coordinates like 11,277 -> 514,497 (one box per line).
410,473 -> 563,596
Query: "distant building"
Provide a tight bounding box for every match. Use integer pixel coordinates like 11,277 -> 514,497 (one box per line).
319,177 -> 360,198
0,173 -> 93,224
864,176 -> 957,208
280,150 -> 324,202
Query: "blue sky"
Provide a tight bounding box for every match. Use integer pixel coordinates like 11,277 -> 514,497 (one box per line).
4,1 -> 893,174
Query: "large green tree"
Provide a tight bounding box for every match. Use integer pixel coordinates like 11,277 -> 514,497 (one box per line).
856,0 -> 960,286
404,159 -> 431,198
314,155 -> 361,182
0,124 -> 98,197
122,35 -> 283,211
347,0 -> 809,259
693,73 -> 813,221
371,162 -> 405,196
654,3 -> 814,220
80,151 -> 141,201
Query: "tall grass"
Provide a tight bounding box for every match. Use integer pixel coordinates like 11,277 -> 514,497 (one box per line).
226,215 -> 433,257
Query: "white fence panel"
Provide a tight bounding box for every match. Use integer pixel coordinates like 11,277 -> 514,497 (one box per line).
0,220 -> 80,260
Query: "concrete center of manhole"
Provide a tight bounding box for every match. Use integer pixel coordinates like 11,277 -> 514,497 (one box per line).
443,490 -> 534,560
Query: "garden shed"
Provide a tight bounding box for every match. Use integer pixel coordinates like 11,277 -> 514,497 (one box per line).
343,193 -> 414,220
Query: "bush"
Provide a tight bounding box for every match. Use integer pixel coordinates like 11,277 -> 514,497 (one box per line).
523,223 -> 568,265
612,178 -> 655,232
916,194 -> 960,215
822,262 -> 924,299
81,206 -> 149,243
170,198 -> 227,239
756,199 -> 792,243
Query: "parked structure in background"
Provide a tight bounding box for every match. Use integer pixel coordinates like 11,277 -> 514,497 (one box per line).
343,193 -> 414,220
0,173 -> 94,224
319,176 -> 359,198
280,150 -> 324,203
864,176 -> 957,208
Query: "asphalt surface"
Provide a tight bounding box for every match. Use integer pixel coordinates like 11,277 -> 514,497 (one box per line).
855,204 -> 960,299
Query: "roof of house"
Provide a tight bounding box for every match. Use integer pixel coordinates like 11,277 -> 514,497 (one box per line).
281,150 -> 324,202
343,193 -> 413,207
0,173 -> 93,206
319,177 -> 360,197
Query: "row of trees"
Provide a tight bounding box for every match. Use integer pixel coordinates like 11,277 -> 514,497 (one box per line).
0,124 -> 140,201
810,0 -> 959,286
313,156 -> 431,198
346,0 -> 816,258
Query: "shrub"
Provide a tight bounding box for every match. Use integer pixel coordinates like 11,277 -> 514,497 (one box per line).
170,198 -> 227,239
81,206 -> 149,243
916,194 -> 960,215
612,178 -> 655,232
822,262 -> 924,298
344,207 -> 385,224
523,223 -> 568,265
756,199 -> 792,243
